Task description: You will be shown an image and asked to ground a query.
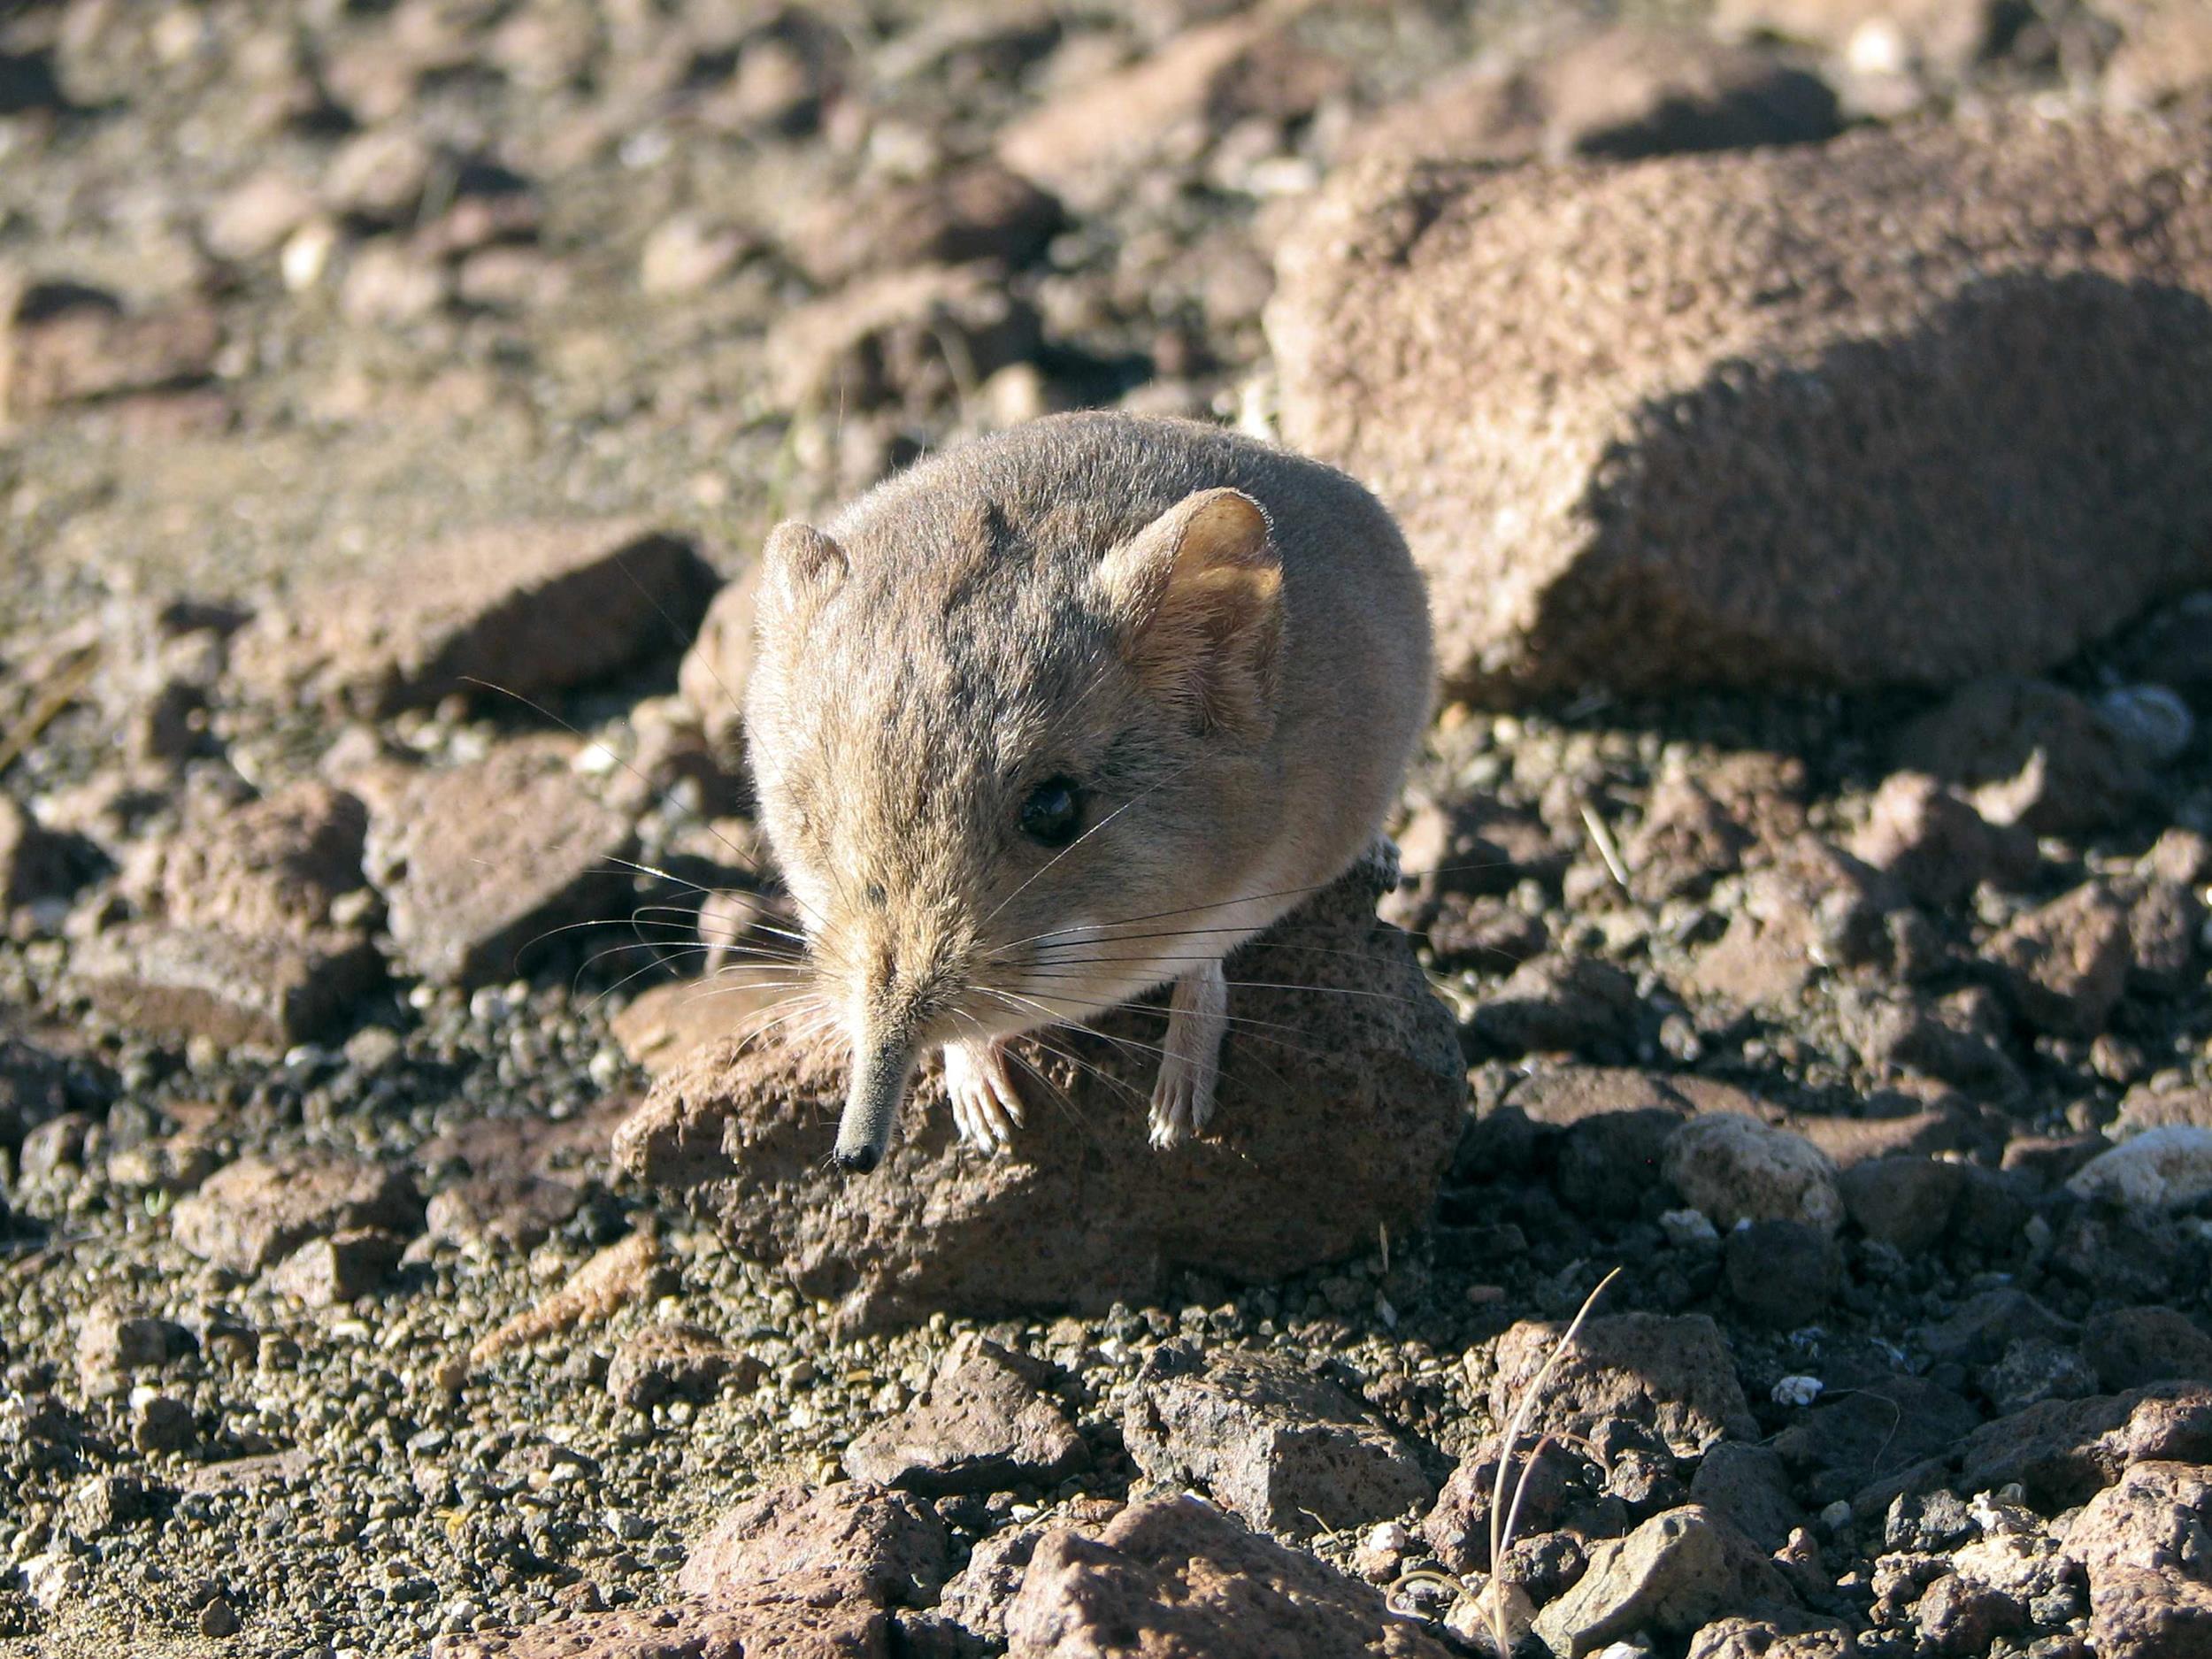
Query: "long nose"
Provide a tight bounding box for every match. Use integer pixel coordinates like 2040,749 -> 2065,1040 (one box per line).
835,1034 -> 915,1173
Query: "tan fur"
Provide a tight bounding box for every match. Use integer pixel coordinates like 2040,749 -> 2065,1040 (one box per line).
743,411 -> 1433,1170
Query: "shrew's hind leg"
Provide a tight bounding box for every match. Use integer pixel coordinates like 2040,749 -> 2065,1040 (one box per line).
945,1036 -> 1025,1153
1148,958 -> 1228,1148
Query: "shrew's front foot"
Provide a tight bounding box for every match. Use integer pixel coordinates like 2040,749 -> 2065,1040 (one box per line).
945,1035 -> 1025,1153
1148,959 -> 1228,1148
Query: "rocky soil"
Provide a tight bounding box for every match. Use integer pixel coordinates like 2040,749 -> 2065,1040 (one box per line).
2,2 -> 2211,1657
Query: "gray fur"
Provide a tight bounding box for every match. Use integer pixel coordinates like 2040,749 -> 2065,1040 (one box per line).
743,411 -> 1433,1169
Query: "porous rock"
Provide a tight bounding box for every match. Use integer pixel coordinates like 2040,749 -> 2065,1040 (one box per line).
1,279 -> 219,417
1686,1616 -> 1850,1659
675,564 -> 759,769
787,161 -> 1063,285
265,1227 -> 403,1308
1001,1494 -> 1455,1659
610,972 -> 795,1078
1957,1382 -> 2212,1509
1123,1346 -> 1430,1540
678,1482 -> 949,1609
764,264 -> 1041,417
606,1322 -> 760,1412
1532,1504 -> 1792,1658
1269,112 -> 2212,703
231,518 -> 715,717
612,872 -> 1464,1330
846,1342 -> 1087,1497
1663,1114 -> 1844,1235
2083,1308 -> 2212,1392
2066,1459 -> 2212,1659
365,741 -> 634,987
170,1153 -> 421,1276
1422,1438 -> 1582,1573
1773,1375 -> 1980,1506
128,780 -> 368,941
1490,1312 -> 1757,1457
1848,772 -> 2036,907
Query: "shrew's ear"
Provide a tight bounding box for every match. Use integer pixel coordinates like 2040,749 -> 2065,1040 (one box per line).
1096,488 -> 1283,743
757,521 -> 849,624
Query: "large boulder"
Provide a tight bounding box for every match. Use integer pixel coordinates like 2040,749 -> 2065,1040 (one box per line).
613,872 -> 1465,1330
1269,111 -> 2212,703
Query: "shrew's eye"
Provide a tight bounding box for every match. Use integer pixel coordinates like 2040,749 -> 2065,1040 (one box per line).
1018,776 -> 1083,849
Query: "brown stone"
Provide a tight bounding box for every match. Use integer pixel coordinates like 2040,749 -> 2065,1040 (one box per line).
606,1323 -> 762,1412
265,1227 -> 403,1308
846,1343 -> 1087,1497
365,741 -> 634,988
131,781 -> 368,941
1897,678 -> 2147,836
71,921 -> 381,1050
764,264 -> 1041,417
231,518 -> 716,717
1985,882 -> 2133,1039
1002,1495 -> 1455,1659
610,973 -> 797,1078
0,795 -> 77,907
676,564 -> 760,769
677,1482 -> 949,1609
2069,1461 -> 2212,1659
1490,1313 -> 1757,1457
2117,1087 -> 2212,1135
1269,113 -> 2212,703
471,1232 -> 668,1364
2083,1308 -> 2212,1392
1,280 -> 219,418
613,872 -> 1464,1330
2103,0 -> 2212,109
1123,1347 -> 1429,1541
1712,0 -> 2008,77
170,1154 -> 420,1276
424,1172 -> 582,1256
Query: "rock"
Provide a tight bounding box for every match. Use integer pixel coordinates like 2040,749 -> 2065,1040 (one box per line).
1898,678 -> 2147,836
1957,1382 -> 2212,1509
677,1481 -> 949,1609
2126,879 -> 2206,995
1923,1288 -> 2079,1369
1772,1376 -> 1981,1506
1686,839 -> 1903,1013
1123,1346 -> 1430,1540
1470,955 -> 1638,1056
1839,1156 -> 1963,1253
1269,114 -> 2212,703
470,1232 -> 668,1364
2069,1128 -> 2212,1211
1687,1616 -> 1850,1659
788,161 -> 1063,285
129,781 -> 368,941
0,795 -> 77,907
232,518 -> 715,717
134,1394 -> 197,1455
1,279 -> 219,417
78,1307 -> 194,1380
1711,0 -> 2012,79
1724,1219 -> 1840,1329
621,1323 -> 749,1414
1848,773 -> 2037,907
322,128 -> 436,224
1915,1571 -> 2029,1655
365,741 -> 634,987
2084,1308 -> 2212,1392
71,922 -> 381,1050
1491,1312 -> 1757,1457
1624,772 -> 1759,902
1386,795 -> 1576,909
170,1154 -> 421,1276
609,973 -> 795,1078
2103,0 -> 2212,108
997,18 -> 1343,211
1532,24 -> 1840,161
613,871 -> 1464,1329
847,1343 -> 1087,1497
1984,881 -> 2134,1039
1422,1439 -> 1580,1573
204,170 -> 317,262
2119,595 -> 2212,706
675,565 -> 760,769
1688,1443 -> 1805,1554
265,1227 -> 403,1307
2116,1087 -> 2212,1135
1532,1505 -> 1792,1658
424,1172 -> 582,1256
1002,1494 -> 1455,1658
2068,1460 -> 2212,1659
430,1581 -> 884,1659
1663,1115 -> 1844,1235
765,264 -> 1042,417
